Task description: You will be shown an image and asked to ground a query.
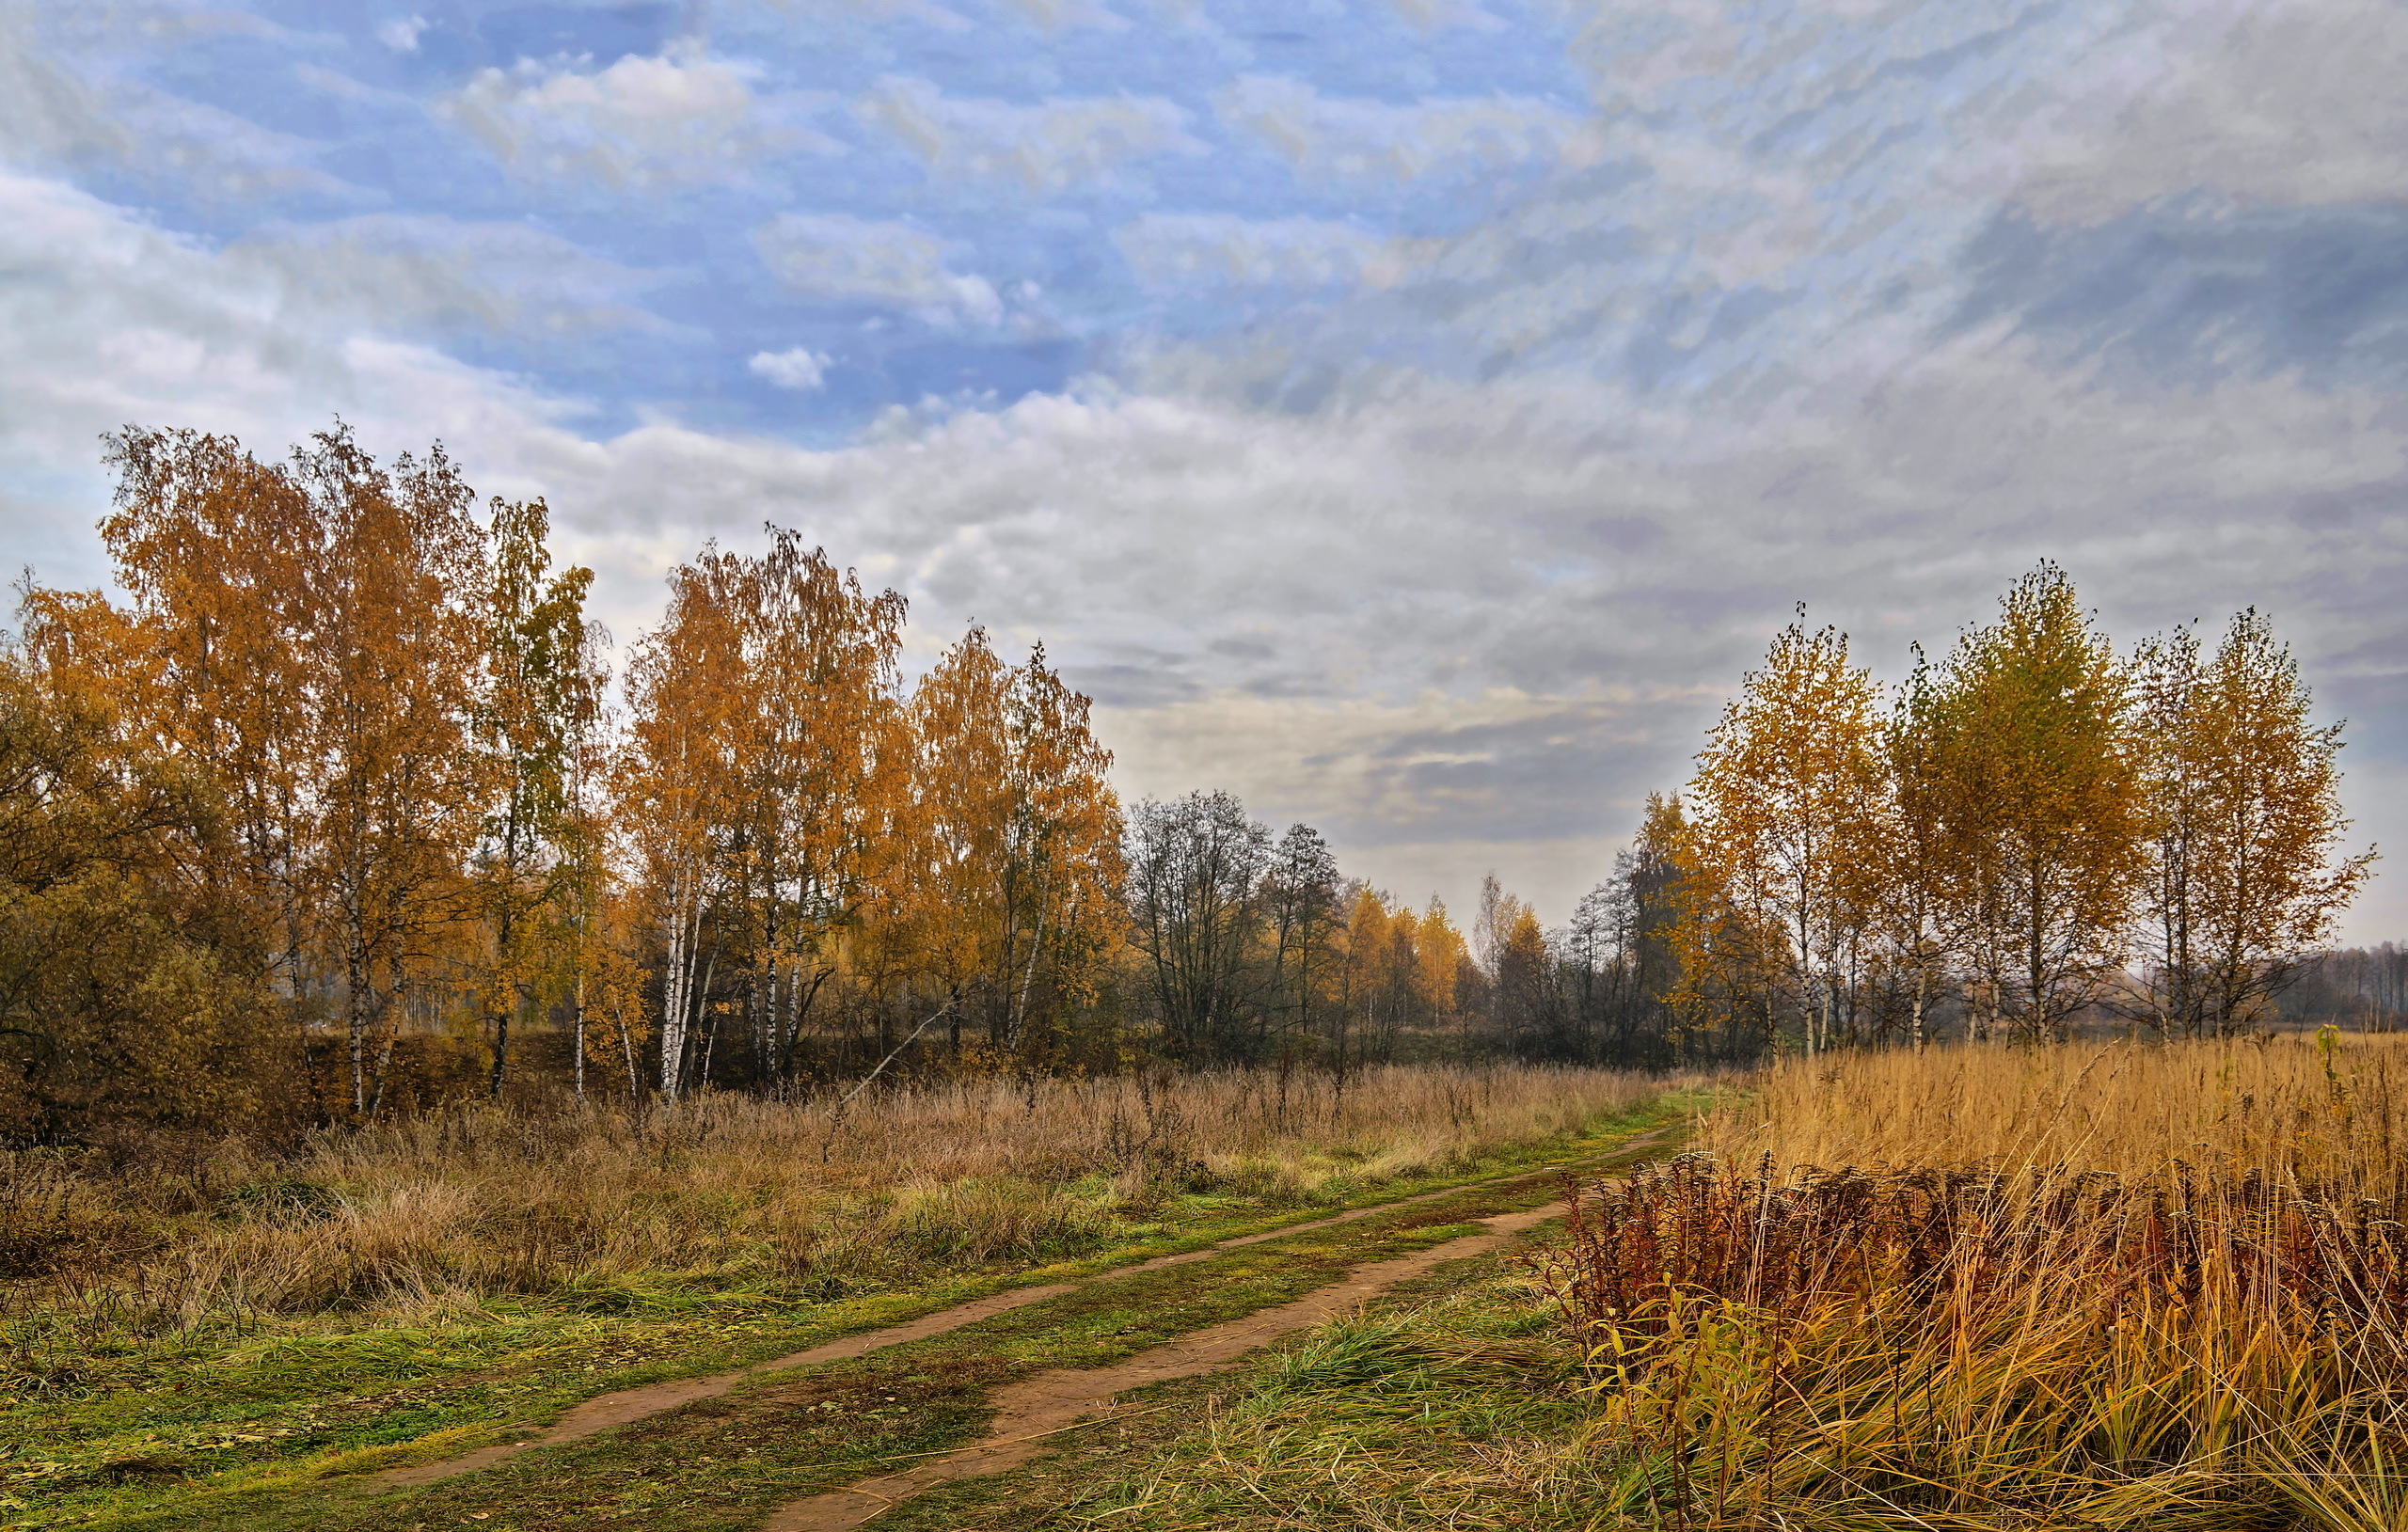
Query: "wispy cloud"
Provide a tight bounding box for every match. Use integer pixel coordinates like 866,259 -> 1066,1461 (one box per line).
440,41 -> 839,189
860,76 -> 1202,196
1215,75 -> 1586,184
752,213 -> 1003,326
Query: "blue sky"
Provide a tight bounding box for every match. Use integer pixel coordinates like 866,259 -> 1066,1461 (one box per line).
4,0 -> 2404,936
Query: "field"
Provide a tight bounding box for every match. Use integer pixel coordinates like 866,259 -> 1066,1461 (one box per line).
0,1063 -> 1681,1528
14,1039 -> 2403,1531
927,1034 -> 2408,1532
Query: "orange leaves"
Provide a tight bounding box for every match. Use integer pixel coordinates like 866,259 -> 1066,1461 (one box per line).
903,628 -> 1124,1060
1680,616 -> 1888,1054
1671,564 -> 2369,1051
2134,610 -> 2377,1034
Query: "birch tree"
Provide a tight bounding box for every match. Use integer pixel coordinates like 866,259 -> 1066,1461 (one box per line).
2133,609 -> 2375,1035
1682,616 -> 1888,1055
1923,563 -> 2144,1042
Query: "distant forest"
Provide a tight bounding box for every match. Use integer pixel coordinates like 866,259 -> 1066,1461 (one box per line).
2278,944 -> 2408,1028
0,426 -> 2383,1143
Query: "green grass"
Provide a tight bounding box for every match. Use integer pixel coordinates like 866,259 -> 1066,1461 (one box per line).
872,1260 -> 1618,1532
0,1097 -> 1692,1529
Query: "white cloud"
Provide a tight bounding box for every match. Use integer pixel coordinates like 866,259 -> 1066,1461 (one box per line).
375,14 -> 426,52
752,213 -> 1003,326
0,2 -> 345,204
1214,75 -> 1586,184
1117,213 -> 1413,291
0,170 -> 587,596
228,214 -> 661,338
1387,0 -> 1505,31
860,76 -> 1201,196
439,41 -> 836,189
749,346 -> 831,388
1004,0 -> 1126,28
2007,0 -> 2408,222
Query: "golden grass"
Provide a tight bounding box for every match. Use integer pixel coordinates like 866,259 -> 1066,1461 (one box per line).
1514,1035 -> 2408,1529
1696,1030 -> 2408,1192
0,1063 -> 1667,1331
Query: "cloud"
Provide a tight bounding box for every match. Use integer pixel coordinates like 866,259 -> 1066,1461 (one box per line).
749,346 -> 831,388
1955,197 -> 2408,389
227,214 -> 663,340
859,76 -> 1201,196
1116,213 -> 1410,291
375,14 -> 426,52
2009,0 -> 2408,224
0,170 -> 585,594
752,213 -> 1003,325
0,2 -> 346,205
1214,75 -> 1586,185
439,41 -> 837,189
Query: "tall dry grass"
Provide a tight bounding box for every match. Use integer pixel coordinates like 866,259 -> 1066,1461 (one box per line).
1529,1035 -> 2408,1529
1697,1030 -> 2408,1192
0,1064 -> 1665,1334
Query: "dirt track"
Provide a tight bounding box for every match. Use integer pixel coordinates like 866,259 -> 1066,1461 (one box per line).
373,1129 -> 1661,1499
758,1198 -> 1571,1531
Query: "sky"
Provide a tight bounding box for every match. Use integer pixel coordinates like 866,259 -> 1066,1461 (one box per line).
2,0 -> 2403,940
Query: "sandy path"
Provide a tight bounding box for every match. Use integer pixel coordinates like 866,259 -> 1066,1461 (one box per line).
759,1200 -> 1570,1531
375,1132 -> 1657,1489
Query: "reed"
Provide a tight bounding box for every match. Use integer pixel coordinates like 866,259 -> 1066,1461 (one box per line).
1521,1035 -> 2408,1529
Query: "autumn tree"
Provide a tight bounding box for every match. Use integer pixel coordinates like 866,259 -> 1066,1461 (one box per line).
0,590 -> 276,1138
296,429 -> 488,1113
1681,615 -> 1889,1055
621,547 -> 745,1102
102,423 -> 490,1116
1876,648 -> 1963,1051
725,531 -> 909,1089
1264,823 -> 1344,1057
1922,563 -> 2145,1042
473,496 -> 597,1098
621,531 -> 911,1098
100,428 -> 325,1087
2132,609 -> 2376,1036
908,628 -> 1124,1067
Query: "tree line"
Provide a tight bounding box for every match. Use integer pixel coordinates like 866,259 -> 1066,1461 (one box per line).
0,430 -> 2378,1140
1654,564 -> 2374,1051
0,426 -> 1524,1141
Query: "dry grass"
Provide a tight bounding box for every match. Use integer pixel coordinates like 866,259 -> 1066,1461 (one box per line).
1696,1030 -> 2408,1192
1067,1038 -> 2408,1531
0,1064 -> 1666,1334
1513,1035 -> 2408,1529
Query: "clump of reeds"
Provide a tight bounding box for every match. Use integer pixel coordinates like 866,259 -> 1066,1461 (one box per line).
1528,1037 -> 2408,1529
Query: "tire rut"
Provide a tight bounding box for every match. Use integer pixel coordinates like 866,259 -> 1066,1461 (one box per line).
374,1130 -> 1662,1490
759,1200 -> 1571,1531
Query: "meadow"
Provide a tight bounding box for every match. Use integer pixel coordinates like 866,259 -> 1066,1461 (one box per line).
0,1063 -> 1675,1525
1036,1034 -> 2408,1532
